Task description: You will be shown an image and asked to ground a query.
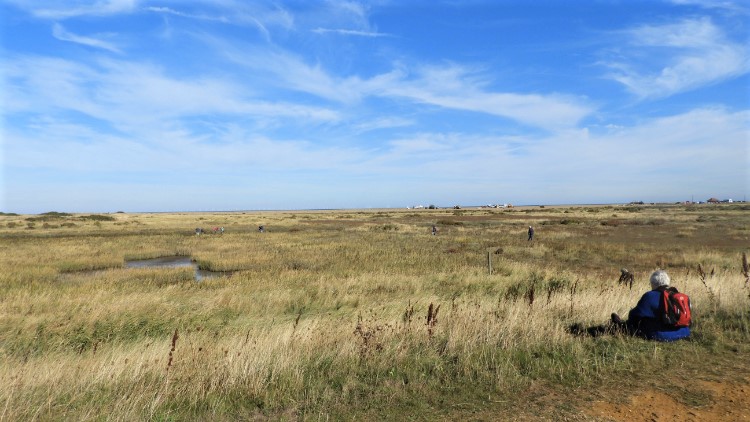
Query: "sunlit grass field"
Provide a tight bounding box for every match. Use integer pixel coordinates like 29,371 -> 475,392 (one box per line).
1,204 -> 748,420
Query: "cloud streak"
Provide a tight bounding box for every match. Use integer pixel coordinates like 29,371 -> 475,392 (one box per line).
312,27 -> 390,37
14,0 -> 139,19
52,23 -> 122,53
4,54 -> 340,133
219,43 -> 593,129
605,18 -> 750,98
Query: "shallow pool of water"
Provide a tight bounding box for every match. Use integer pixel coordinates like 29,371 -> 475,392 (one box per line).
124,256 -> 230,281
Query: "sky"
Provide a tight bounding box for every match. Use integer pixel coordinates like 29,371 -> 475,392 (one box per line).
1,0 -> 748,214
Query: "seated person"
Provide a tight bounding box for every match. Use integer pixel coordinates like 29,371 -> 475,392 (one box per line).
611,270 -> 691,342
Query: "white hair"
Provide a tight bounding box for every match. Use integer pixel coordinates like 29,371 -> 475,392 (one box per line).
649,270 -> 671,289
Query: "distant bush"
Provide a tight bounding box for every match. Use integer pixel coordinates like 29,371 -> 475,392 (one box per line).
559,219 -> 582,225
371,224 -> 399,231
622,206 -> 643,212
436,219 -> 463,226
79,214 -> 116,221
41,211 -> 72,217
27,211 -> 74,222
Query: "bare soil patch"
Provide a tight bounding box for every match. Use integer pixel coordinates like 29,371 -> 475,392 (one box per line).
588,378 -> 750,421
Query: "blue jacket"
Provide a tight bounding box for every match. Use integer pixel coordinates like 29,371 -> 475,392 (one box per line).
627,289 -> 691,342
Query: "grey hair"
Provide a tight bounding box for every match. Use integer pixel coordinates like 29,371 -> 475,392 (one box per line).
649,270 -> 671,289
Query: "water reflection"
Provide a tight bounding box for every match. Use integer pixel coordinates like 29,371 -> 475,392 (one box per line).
124,256 -> 230,281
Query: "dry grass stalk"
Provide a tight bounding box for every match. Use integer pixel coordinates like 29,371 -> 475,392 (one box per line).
697,264 -> 717,306
698,264 -> 707,282
742,252 -> 749,286
526,281 -> 535,307
402,300 -> 414,326
426,303 -> 440,336
569,278 -> 578,317
294,309 -> 303,329
167,328 -> 179,370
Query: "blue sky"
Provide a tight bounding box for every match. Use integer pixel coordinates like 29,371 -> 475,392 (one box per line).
1,0 -> 748,213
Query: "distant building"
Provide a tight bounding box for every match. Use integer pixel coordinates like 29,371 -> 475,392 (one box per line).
707,198 -> 720,203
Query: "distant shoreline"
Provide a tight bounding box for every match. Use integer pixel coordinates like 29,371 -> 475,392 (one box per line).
5,201 -> 745,216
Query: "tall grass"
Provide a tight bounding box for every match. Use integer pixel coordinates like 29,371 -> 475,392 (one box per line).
1,205 -> 748,419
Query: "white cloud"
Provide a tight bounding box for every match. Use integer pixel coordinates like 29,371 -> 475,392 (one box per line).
52,23 -> 122,53
352,117 -> 414,133
605,18 -> 750,99
670,0 -> 750,14
12,0 -> 139,19
145,6 -> 230,23
213,42 -> 378,103
312,27 -> 390,37
4,105 -> 747,212
144,5 -> 290,42
218,43 -> 593,129
3,55 -> 340,134
375,64 -> 593,129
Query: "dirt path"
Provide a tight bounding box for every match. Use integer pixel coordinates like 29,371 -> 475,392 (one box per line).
588,377 -> 750,421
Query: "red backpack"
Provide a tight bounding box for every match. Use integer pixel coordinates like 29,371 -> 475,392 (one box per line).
661,287 -> 692,328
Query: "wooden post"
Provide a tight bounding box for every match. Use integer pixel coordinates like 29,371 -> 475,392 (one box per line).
487,251 -> 492,275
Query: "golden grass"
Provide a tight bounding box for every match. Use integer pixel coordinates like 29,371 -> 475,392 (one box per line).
1,204 -> 748,419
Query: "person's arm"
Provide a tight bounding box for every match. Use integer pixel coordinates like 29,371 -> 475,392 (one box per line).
628,292 -> 655,320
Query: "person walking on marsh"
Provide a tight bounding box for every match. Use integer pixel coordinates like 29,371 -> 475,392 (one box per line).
527,226 -> 534,241
610,270 -> 691,342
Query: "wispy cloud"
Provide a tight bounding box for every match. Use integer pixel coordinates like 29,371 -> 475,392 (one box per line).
52,23 -> 122,53
4,54 -> 340,136
144,5 -> 290,42
312,27 -> 390,37
12,0 -> 138,19
352,117 -> 414,134
604,18 -> 750,99
380,64 -> 593,129
145,6 -> 230,23
218,42 -> 593,129
670,0 -> 750,14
